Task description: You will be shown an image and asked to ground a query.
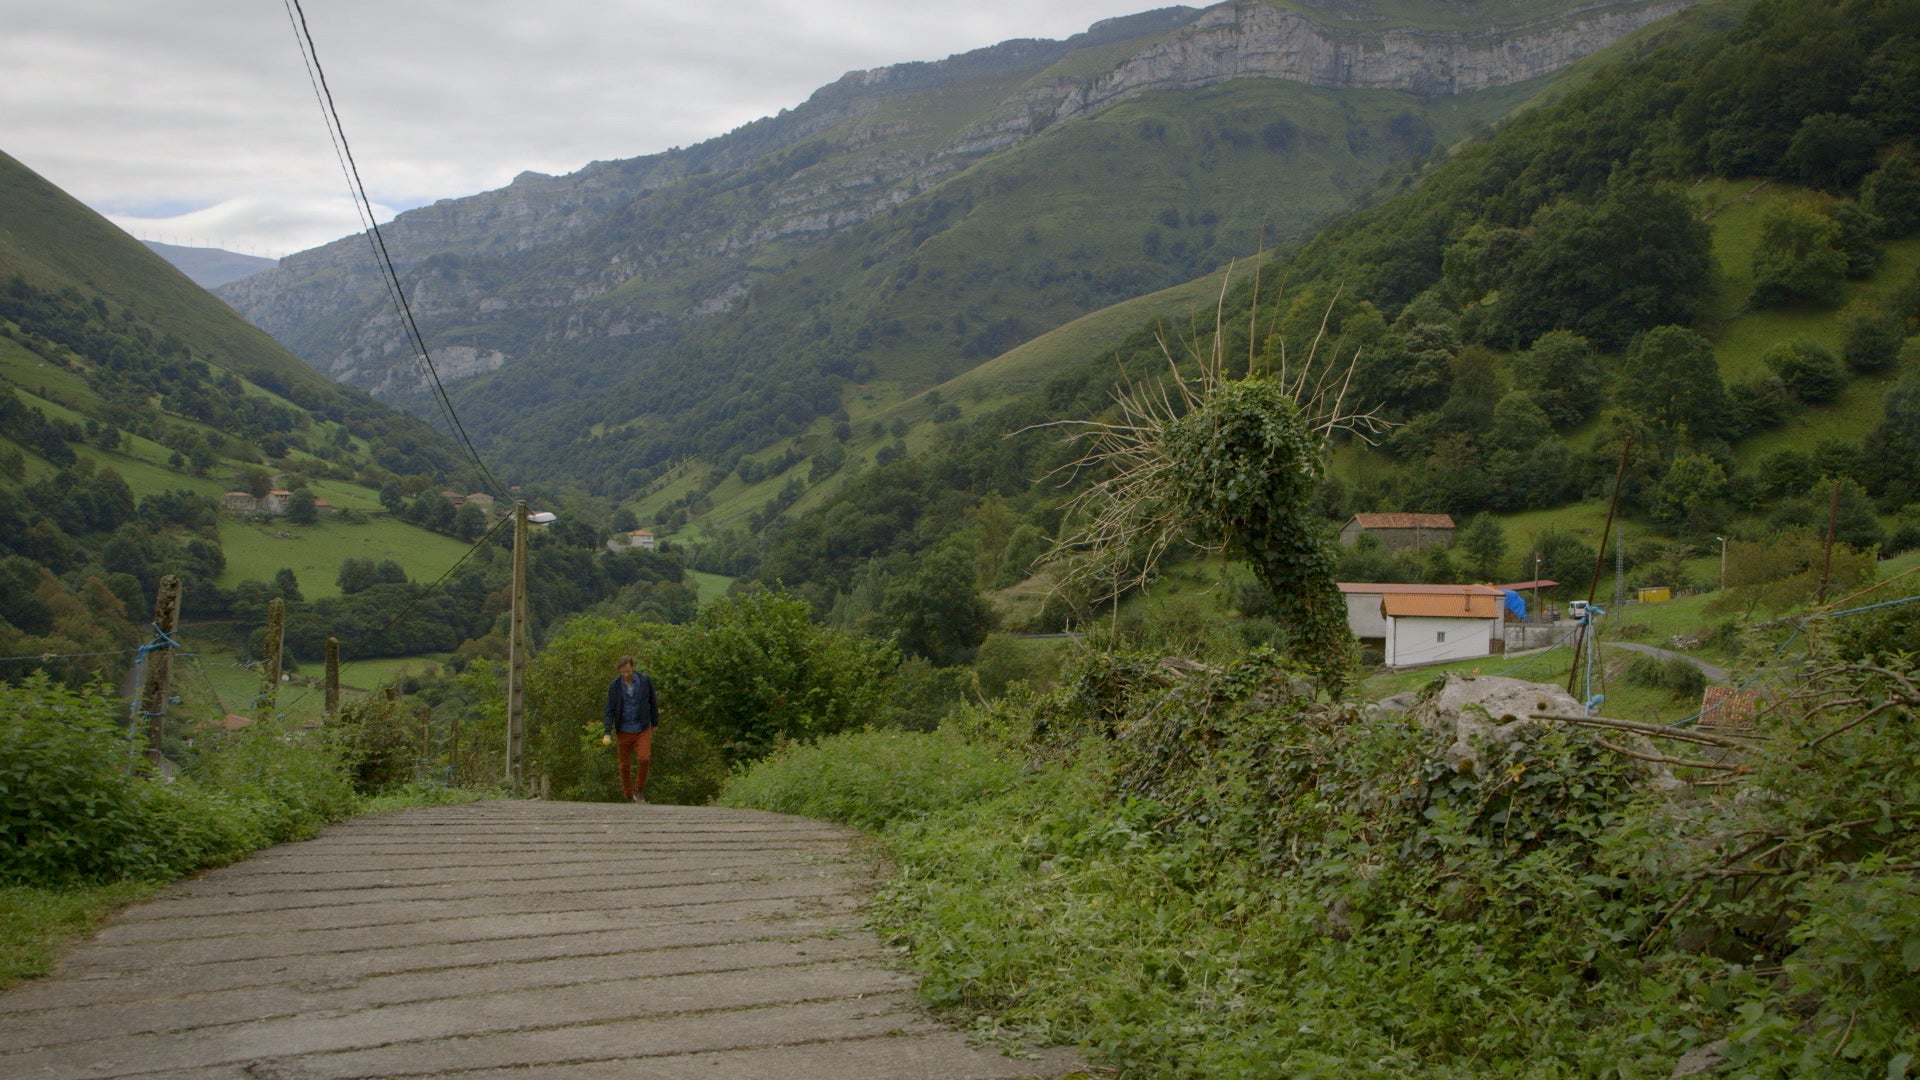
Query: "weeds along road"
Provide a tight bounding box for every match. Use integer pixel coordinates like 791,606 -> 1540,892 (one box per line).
0,801 -> 1076,1079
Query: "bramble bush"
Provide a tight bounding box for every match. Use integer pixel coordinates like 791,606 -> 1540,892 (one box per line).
723,641 -> 1920,1075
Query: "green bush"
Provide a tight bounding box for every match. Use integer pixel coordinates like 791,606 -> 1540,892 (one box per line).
719,722 -> 1023,831
0,677 -> 327,885
1620,653 -> 1709,699
327,693 -> 423,795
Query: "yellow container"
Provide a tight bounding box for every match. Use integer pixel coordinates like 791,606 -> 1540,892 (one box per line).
1635,587 -> 1672,604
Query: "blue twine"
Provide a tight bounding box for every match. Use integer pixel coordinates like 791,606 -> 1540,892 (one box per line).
130,624 -> 182,722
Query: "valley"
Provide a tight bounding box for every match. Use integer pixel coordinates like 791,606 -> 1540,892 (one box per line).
6,0 -> 1920,1072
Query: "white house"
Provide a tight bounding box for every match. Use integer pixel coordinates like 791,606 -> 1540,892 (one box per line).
605,528 -> 657,553
1338,582 -> 1507,669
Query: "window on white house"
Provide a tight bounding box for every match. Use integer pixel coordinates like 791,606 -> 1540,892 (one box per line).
1436,631 -> 1447,642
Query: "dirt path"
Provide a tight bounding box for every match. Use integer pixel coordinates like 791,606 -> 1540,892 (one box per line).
1600,641 -> 1731,683
0,801 -> 1077,1079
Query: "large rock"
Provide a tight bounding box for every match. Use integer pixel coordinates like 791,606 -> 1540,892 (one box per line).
1408,674 -> 1689,792
1411,674 -> 1582,775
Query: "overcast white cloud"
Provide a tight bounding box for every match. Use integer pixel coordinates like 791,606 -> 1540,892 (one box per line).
2,1 -> 1167,257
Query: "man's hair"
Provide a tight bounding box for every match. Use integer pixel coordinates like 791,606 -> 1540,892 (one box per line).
617,655 -> 634,668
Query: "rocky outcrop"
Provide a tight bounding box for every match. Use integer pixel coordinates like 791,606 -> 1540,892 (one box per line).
1408,674 -> 1687,794
217,0 -> 1693,398
1069,0 -> 1689,105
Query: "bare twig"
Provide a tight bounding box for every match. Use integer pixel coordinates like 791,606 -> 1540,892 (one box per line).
1590,737 -> 1745,772
1805,699 -> 1906,748
1530,713 -> 1751,750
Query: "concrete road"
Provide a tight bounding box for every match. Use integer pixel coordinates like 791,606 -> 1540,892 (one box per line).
0,801 -> 1079,1079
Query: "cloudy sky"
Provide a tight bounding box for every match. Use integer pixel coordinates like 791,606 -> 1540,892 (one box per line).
4,0 -> 1165,258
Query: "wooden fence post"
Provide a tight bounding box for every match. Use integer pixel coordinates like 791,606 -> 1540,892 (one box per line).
261,597 -> 284,716
324,637 -> 340,718
138,574 -> 181,760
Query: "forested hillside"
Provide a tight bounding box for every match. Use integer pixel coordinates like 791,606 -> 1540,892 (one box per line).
672,0 -> 1920,647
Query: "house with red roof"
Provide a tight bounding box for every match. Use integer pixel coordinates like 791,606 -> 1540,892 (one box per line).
1338,513 -> 1456,551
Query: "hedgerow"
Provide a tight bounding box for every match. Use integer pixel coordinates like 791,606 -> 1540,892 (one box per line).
1,675 -> 358,887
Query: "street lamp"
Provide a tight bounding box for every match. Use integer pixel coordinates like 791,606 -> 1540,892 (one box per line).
1533,552 -> 1542,623
1716,536 -> 1727,589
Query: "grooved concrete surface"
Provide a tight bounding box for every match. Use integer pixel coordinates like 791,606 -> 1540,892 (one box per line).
0,801 -> 1079,1079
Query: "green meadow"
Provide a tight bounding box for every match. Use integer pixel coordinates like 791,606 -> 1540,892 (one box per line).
216,514 -> 477,600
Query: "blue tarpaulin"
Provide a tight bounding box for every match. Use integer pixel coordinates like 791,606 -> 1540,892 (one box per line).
1503,590 -> 1528,620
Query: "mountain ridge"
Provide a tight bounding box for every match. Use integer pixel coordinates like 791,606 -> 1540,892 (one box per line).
217,0 -> 1688,415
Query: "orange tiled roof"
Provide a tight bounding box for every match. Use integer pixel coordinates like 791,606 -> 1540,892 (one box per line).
1350,513 -> 1455,529
1339,583 -> 1504,596
1382,594 -> 1502,619
1699,686 -> 1760,729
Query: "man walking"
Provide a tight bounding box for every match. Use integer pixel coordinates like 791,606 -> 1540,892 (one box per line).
601,655 -> 659,802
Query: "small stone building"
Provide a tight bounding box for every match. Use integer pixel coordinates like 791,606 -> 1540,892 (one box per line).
1338,513 -> 1456,551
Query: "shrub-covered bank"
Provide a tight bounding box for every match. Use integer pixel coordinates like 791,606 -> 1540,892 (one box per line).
0,676 -> 484,988
720,646 -> 1920,1077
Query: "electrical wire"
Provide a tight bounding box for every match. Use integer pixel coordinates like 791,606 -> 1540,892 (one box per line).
281,0 -> 506,501
0,648 -> 141,665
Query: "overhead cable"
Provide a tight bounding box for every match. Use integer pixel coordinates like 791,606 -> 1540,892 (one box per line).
281,0 -> 505,500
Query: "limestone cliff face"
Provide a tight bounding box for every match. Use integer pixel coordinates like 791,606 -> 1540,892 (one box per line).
218,0 -> 1691,398
1060,1 -> 1691,106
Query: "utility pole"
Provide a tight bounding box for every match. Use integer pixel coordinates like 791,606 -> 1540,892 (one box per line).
1532,551 -> 1541,617
261,597 -> 285,717
506,501 -> 529,788
138,574 -> 181,760
324,637 -> 341,718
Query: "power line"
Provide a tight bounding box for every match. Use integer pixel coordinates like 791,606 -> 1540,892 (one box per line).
281,0 -> 505,501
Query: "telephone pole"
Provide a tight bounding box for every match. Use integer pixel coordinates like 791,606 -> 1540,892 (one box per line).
506,501 -> 529,787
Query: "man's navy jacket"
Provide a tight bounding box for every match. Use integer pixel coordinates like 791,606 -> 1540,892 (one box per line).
604,672 -> 659,735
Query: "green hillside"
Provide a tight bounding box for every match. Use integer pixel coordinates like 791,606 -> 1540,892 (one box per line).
645,0 -> 1920,645
2,151 -> 362,409
0,149 -> 559,714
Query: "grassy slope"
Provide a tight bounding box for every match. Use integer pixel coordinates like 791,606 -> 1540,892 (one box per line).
0,151 -> 336,400
215,515 -> 475,600
627,71 -> 1551,535
1694,178 -> 1920,459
